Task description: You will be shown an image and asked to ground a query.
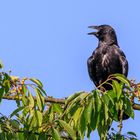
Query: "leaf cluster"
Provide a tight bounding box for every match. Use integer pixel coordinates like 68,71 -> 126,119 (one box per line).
0,64 -> 139,140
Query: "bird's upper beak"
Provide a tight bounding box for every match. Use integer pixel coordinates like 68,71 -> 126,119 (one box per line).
88,26 -> 99,36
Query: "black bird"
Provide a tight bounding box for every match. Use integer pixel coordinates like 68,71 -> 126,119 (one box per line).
87,25 -> 128,90
87,25 -> 129,120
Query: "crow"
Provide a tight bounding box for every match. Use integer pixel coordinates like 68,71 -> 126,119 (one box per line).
87,25 -> 128,90
87,24 -> 129,120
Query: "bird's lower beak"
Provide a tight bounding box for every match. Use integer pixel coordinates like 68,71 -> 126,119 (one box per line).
88,26 -> 99,36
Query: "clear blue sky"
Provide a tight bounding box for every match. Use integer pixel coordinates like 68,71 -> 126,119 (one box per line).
0,0 -> 140,139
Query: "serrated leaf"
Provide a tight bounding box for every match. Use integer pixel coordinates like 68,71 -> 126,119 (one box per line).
10,119 -> 20,129
127,131 -> 137,137
30,78 -> 43,88
113,73 -> 130,86
48,105 -> 54,121
52,128 -> 61,140
28,110 -> 42,130
21,85 -> 27,96
22,96 -> 29,106
107,90 -> 116,103
79,108 -> 86,139
3,80 -> 10,94
90,95 -> 100,131
18,133 -> 24,140
104,104 -> 109,122
0,88 -> 4,102
36,110 -> 43,127
65,92 -> 88,114
112,80 -> 122,100
102,94 -> 110,106
123,96 -> 134,119
10,106 -> 25,118
66,102 -> 79,117
36,86 -> 47,96
22,106 -> 30,116
52,104 -> 62,114
58,120 -> 76,140
66,91 -> 85,105
94,91 -> 102,112
28,91 -> 34,108
72,107 -> 83,126
84,99 -> 93,124
28,110 -> 36,130
35,88 -> 45,112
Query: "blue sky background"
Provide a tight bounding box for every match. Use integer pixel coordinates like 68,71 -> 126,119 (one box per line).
0,0 -> 140,139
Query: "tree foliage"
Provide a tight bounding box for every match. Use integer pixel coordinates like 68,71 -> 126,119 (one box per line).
0,61 -> 139,140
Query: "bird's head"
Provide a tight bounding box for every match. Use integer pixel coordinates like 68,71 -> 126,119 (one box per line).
88,25 -> 118,45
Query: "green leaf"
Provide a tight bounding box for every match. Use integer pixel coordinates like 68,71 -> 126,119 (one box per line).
3,80 -> 10,94
18,132 -> 25,140
104,104 -> 109,122
65,92 -> 88,114
66,91 -> 85,104
112,80 -> 122,100
127,131 -> 137,137
0,133 -> 6,140
0,88 -> 4,102
0,60 -> 4,69
48,105 -> 54,121
72,107 -> 83,126
30,78 -> 43,88
123,96 -> 134,119
84,99 -> 93,124
102,94 -> 111,106
28,110 -> 36,129
79,108 -> 86,139
112,73 -> 130,86
52,104 -> 62,114
22,96 -> 29,109
38,133 -> 48,140
10,106 -> 25,118
35,88 -> 45,112
28,91 -> 35,108
10,119 -> 20,129
36,110 -> 43,127
52,128 -> 61,140
36,86 -> 46,96
90,95 -> 100,131
21,85 -> 27,95
66,102 -> 79,117
58,120 -> 76,140
107,90 -> 116,102
94,91 -> 102,112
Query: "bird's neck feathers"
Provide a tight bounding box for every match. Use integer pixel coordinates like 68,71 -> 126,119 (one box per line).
99,38 -> 118,46
99,32 -> 118,46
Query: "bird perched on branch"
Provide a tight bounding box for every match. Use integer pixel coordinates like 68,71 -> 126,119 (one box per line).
87,25 -> 128,90
87,25 -> 129,120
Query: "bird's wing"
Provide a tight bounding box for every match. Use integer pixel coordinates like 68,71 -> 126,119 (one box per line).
119,55 -> 128,76
115,46 -> 128,76
87,55 -> 98,86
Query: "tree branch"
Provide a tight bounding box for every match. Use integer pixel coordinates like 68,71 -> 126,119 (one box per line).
3,95 -> 65,104
132,103 -> 140,110
2,95 -> 140,110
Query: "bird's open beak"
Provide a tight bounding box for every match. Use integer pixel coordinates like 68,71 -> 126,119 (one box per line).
88,26 -> 99,36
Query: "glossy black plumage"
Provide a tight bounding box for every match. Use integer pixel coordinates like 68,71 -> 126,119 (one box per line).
87,25 -> 129,120
87,25 -> 128,90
